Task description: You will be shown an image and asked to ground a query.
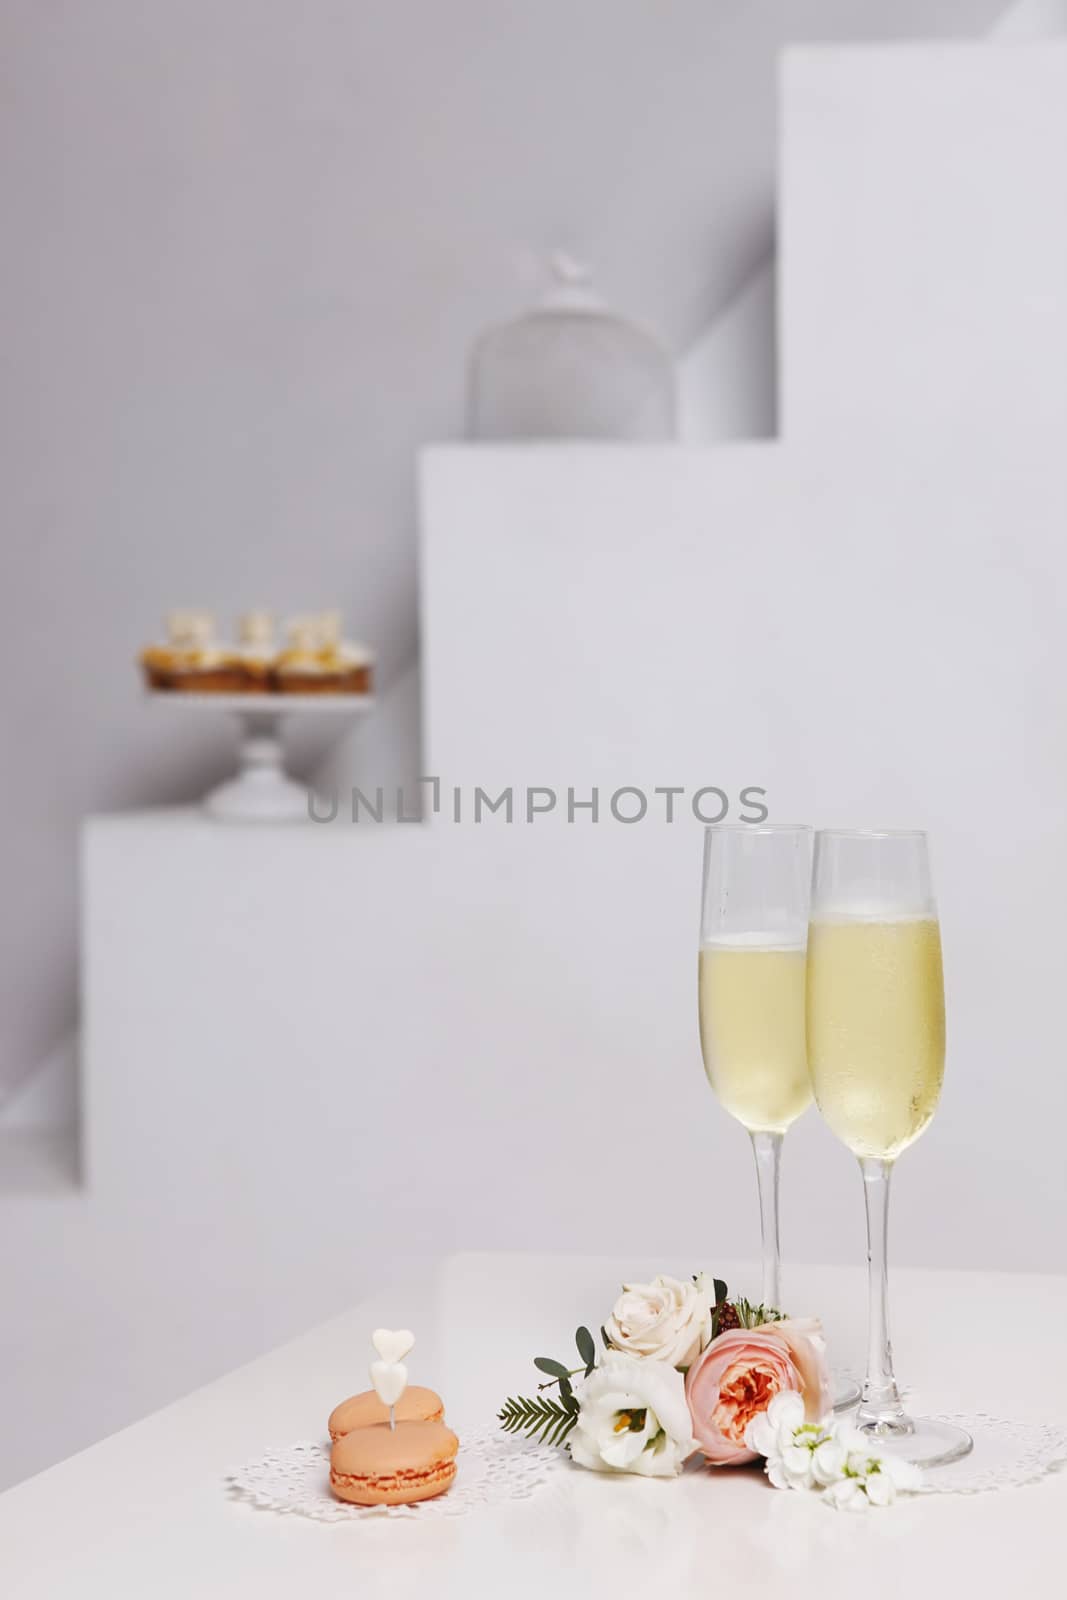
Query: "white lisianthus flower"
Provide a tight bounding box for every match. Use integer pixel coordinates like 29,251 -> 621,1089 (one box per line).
604,1273 -> 715,1370
569,1353 -> 697,1478
745,1398 -> 922,1509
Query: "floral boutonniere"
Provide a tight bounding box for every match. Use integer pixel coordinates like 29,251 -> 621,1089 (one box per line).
498,1269 -> 920,1506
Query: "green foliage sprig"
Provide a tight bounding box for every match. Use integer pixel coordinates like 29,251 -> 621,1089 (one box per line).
709,1276 -> 728,1339
496,1326 -> 595,1446
498,1390 -> 579,1447
732,1296 -> 785,1328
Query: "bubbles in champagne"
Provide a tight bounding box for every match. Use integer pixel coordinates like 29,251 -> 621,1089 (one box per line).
806,917 -> 945,1160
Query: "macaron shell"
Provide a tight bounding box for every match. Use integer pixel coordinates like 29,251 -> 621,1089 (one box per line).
330,1456 -> 456,1507
328,1385 -> 444,1441
329,1420 -> 459,1506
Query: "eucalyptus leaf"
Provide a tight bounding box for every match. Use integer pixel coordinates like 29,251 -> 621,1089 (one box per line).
534,1356 -> 571,1380
575,1326 -> 596,1374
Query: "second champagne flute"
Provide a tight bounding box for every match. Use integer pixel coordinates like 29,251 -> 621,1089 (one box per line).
807,828 -> 971,1464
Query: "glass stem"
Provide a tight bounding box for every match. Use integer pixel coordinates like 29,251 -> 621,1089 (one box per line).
857,1157 -> 908,1432
750,1131 -> 782,1310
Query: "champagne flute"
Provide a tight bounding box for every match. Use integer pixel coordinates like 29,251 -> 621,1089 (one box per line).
698,825 -> 813,1313
806,829 -> 971,1464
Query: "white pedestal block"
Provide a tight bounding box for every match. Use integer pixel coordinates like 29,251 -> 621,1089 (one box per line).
81,809 -> 759,1258
780,40 -> 1067,441
420,442 -> 1067,1275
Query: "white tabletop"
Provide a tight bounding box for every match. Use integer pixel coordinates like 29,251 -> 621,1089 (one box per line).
2,1253 -> 1064,1597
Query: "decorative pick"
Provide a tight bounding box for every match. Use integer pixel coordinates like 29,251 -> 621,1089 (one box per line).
370,1329 -> 415,1430
372,1328 -> 415,1364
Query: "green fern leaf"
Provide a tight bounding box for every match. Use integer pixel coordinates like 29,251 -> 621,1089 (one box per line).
497,1391 -> 579,1448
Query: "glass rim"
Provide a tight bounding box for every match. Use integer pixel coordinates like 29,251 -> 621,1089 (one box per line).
815,828 -> 928,840
703,822 -> 812,835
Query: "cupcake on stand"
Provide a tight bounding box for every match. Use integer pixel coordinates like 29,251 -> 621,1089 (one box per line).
236,610 -> 277,692
142,609 -> 373,820
274,614 -> 374,695
314,610 -> 374,694
140,611 -> 245,693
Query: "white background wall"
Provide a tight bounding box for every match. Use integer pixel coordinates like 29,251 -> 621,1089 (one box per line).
0,0 -> 1006,1107
780,38 -> 1067,440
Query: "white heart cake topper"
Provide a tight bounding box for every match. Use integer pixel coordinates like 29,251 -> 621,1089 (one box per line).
369,1329 -> 415,1424
372,1328 -> 414,1365
370,1360 -> 407,1407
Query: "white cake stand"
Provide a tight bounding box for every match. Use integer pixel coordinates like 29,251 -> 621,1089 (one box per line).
148,692 -> 374,822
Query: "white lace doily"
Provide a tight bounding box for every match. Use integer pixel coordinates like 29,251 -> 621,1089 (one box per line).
226,1413 -> 1067,1520
226,1424 -> 564,1521
915,1413 -> 1067,1496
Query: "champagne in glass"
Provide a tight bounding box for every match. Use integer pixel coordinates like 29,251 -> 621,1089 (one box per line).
698,826 -> 813,1313
807,830 -> 971,1465
807,916 -> 944,1160
698,939 -> 810,1134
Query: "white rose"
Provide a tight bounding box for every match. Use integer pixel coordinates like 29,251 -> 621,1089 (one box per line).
569,1353 -> 697,1478
604,1273 -> 714,1370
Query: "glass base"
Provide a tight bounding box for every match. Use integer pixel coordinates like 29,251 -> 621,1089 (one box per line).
854,1415 -> 973,1468
831,1373 -> 861,1412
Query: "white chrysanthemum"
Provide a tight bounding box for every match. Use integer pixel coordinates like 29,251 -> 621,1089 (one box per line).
746,1399 -> 922,1509
745,1388 -> 805,1456
746,1390 -> 833,1490
810,1435 -> 847,1486
824,1475 -> 867,1511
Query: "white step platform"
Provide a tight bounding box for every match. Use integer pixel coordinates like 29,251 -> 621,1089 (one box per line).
420,441 -> 1067,1274
780,39 -> 1067,440
80,806 -> 803,1276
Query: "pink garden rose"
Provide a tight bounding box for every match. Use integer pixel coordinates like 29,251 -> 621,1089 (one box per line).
684,1318 -> 831,1465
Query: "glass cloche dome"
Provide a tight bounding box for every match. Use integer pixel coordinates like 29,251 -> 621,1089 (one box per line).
467,254 -> 677,441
